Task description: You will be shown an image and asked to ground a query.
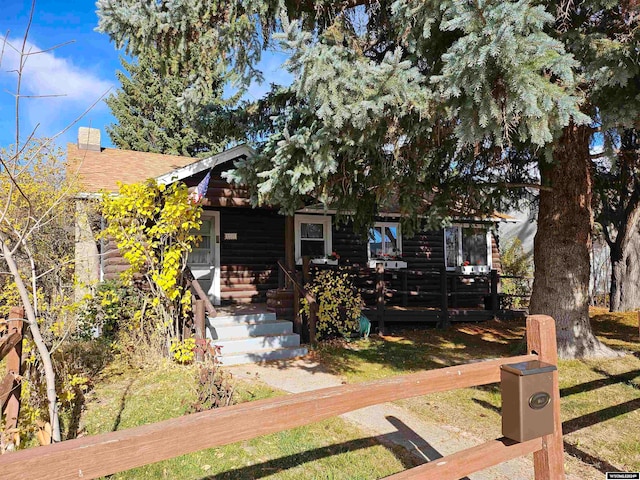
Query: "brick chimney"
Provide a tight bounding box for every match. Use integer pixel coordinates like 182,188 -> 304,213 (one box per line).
77,127 -> 101,151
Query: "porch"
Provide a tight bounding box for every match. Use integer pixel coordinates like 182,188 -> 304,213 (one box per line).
272,261 -> 530,340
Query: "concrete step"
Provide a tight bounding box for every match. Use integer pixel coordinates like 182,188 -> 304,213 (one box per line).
208,320 -> 293,340
217,346 -> 309,366
208,312 -> 277,327
213,333 -> 301,354
220,290 -> 262,300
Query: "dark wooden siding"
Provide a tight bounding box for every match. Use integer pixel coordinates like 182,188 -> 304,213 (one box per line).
332,224 -> 445,269
184,165 -> 284,303
332,223 -> 367,266
218,207 -> 285,303
328,222 -> 499,309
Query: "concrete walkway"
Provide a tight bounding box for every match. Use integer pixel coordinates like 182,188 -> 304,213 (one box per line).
229,357 -> 581,480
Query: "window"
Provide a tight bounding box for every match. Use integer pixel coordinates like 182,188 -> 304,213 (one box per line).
295,215 -> 332,263
188,219 -> 213,264
444,226 -> 492,270
368,222 -> 402,259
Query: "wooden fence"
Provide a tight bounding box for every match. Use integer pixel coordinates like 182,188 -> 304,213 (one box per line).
1,307 -> 25,442
0,315 -> 564,479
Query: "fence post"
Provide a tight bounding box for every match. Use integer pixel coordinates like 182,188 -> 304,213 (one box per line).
376,262 -> 386,335
491,269 -> 499,317
194,300 -> 206,362
440,266 -> 449,328
526,315 -> 565,480
3,307 -> 25,433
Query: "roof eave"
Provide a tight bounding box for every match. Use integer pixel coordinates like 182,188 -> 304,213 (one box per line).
156,144 -> 254,185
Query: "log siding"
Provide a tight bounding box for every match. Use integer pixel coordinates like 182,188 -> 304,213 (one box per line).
98,163 -> 503,307
217,208 -> 284,304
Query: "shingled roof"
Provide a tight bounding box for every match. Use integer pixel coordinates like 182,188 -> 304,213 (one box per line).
67,142 -> 196,193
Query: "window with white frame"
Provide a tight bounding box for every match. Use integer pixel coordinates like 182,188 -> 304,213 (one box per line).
295,215 -> 332,263
369,222 -> 402,259
444,225 -> 492,270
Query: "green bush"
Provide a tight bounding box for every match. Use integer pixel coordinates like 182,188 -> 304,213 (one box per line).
500,238 -> 532,309
76,280 -> 143,341
301,268 -> 362,341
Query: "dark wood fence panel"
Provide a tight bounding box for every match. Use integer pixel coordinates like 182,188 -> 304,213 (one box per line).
1,307 -> 25,435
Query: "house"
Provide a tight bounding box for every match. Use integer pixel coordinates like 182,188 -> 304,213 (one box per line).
70,127 -> 511,313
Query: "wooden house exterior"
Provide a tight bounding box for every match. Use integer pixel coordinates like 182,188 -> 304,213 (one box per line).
70,128 -> 510,313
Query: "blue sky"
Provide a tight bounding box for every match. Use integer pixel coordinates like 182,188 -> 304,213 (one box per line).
0,0 -> 291,151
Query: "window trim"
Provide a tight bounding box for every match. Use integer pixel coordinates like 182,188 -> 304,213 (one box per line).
444,225 -> 493,271
368,221 -> 402,260
294,214 -> 332,264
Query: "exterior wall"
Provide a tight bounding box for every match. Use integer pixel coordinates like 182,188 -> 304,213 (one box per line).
86,157 -> 503,307
331,224 -> 367,266
102,239 -> 128,281
330,221 -> 499,308
218,208 -> 285,303
74,200 -> 101,299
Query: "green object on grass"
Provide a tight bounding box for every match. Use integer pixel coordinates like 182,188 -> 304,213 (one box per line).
359,314 -> 371,339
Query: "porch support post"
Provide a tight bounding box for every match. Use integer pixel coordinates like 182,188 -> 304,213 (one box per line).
376,262 -> 386,336
194,300 -> 206,362
284,216 -> 295,288
440,266 -> 449,328
491,269 -> 499,318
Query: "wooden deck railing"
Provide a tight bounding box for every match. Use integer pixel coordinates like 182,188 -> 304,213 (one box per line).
307,263 -> 532,327
0,315 -> 564,479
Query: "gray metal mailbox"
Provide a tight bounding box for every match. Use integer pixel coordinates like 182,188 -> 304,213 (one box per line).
501,360 -> 557,442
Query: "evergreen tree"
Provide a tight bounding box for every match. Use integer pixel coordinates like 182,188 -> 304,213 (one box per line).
97,0 -> 639,358
105,56 -> 237,157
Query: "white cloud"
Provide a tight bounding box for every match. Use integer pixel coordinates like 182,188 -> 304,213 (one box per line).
0,38 -> 114,145
1,38 -> 112,103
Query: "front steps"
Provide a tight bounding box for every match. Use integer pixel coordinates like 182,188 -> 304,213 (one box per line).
206,312 -> 308,366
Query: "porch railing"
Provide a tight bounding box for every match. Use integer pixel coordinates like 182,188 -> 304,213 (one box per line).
304,263 -> 531,329
276,260 -> 318,347
184,266 -> 216,317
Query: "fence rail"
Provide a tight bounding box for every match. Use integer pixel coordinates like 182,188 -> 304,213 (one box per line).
0,315 -> 564,480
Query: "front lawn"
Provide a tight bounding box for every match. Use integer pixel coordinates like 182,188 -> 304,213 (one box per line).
80,361 -> 419,479
316,309 -> 640,479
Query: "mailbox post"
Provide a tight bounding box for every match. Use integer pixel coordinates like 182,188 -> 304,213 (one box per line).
501,360 -> 557,442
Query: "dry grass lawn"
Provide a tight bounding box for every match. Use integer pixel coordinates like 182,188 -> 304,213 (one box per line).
316,308 -> 640,479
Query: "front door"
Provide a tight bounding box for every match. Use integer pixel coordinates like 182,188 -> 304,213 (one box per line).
187,211 -> 220,305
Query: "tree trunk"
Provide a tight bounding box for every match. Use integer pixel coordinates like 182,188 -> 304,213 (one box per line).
1,239 -> 62,442
610,221 -> 640,311
529,124 -> 619,359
